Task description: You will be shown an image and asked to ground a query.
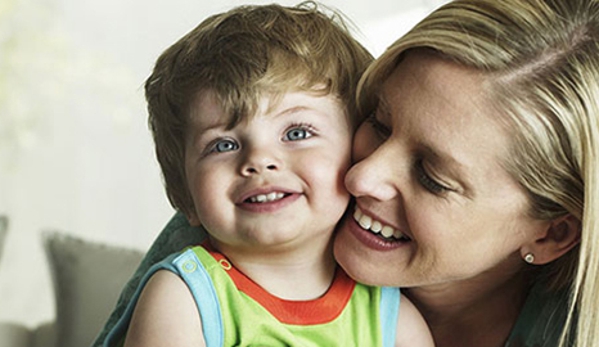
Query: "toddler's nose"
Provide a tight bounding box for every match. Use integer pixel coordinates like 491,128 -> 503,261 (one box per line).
240,148 -> 282,176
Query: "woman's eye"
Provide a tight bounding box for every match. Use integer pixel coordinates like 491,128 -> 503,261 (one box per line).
284,125 -> 313,141
415,160 -> 450,194
212,138 -> 239,153
366,112 -> 391,139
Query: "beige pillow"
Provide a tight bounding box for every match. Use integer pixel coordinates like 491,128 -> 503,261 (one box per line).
43,231 -> 144,347
0,322 -> 30,347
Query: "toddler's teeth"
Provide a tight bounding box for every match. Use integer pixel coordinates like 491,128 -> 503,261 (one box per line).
248,191 -> 287,203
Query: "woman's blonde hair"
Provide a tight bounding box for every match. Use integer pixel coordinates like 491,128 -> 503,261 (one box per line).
359,0 -> 599,345
145,1 -> 372,216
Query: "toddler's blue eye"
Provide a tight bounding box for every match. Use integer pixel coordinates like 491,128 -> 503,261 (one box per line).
285,127 -> 312,141
214,139 -> 238,153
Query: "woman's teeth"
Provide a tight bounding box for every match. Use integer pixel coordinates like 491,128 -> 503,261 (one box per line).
353,207 -> 408,241
248,192 -> 285,203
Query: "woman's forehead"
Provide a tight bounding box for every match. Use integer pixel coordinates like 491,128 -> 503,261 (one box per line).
379,50 -> 513,190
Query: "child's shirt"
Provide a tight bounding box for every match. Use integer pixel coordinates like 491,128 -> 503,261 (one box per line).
105,244 -> 400,347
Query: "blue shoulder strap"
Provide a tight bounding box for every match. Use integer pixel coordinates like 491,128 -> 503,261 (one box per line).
380,286 -> 400,347
104,249 -> 223,347
172,249 -> 224,347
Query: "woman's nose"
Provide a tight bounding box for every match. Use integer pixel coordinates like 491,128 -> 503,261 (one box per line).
345,145 -> 400,201
240,146 -> 282,176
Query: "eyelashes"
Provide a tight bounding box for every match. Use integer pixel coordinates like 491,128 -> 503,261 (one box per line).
415,159 -> 450,194
210,138 -> 239,153
283,123 -> 316,141
366,112 -> 391,139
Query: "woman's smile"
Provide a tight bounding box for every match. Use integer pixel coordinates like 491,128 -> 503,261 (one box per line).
353,206 -> 411,241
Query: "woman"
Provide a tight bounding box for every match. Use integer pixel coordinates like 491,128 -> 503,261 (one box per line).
334,0 -> 597,346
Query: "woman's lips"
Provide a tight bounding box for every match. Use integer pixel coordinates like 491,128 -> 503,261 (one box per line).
353,206 -> 410,241
342,205 -> 411,251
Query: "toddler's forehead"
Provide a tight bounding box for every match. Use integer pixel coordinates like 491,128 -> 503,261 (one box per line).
188,90 -> 236,129
191,86 -> 340,126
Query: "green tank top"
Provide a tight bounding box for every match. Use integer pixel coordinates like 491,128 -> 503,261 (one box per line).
105,245 -> 400,347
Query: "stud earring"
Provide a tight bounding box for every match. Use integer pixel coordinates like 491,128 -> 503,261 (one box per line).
524,253 -> 535,264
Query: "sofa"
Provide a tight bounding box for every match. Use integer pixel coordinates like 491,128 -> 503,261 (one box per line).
0,216 -> 144,347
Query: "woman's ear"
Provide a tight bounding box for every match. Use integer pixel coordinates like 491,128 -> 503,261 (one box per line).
521,214 -> 581,265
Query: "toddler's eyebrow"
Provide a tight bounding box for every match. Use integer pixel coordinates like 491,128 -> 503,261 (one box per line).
267,105 -> 312,119
186,117 -> 230,146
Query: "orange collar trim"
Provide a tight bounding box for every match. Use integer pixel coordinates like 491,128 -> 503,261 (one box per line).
204,244 -> 355,325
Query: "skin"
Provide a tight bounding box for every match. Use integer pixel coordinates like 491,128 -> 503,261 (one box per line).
334,51 -> 558,347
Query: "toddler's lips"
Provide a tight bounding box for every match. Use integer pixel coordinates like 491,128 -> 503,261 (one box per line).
244,191 -> 288,203
236,188 -> 301,213
237,186 -> 295,203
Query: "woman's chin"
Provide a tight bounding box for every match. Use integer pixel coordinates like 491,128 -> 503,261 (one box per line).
334,222 -> 388,286
334,215 -> 415,287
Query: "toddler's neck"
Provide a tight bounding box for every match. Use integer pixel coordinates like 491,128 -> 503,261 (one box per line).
207,237 -> 337,300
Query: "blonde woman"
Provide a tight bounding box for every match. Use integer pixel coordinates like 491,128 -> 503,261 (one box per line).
334,0 -> 598,346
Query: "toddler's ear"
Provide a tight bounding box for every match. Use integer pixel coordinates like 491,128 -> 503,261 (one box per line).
185,211 -> 202,227
522,214 -> 580,265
